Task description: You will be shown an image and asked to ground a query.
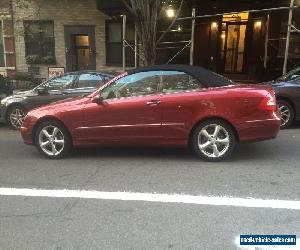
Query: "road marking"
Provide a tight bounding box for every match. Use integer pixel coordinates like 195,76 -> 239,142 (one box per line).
1,187 -> 300,210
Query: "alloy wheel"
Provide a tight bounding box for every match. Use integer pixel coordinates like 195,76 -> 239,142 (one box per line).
278,104 -> 291,127
38,125 -> 65,156
198,124 -> 230,158
9,108 -> 26,129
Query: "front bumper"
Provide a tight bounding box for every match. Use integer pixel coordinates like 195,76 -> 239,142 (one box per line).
20,113 -> 40,145
20,125 -> 33,145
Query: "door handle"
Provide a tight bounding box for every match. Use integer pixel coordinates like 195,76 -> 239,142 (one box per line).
146,99 -> 161,106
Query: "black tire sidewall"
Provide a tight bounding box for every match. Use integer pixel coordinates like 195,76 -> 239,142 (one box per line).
35,120 -> 72,159
192,119 -> 236,162
277,100 -> 294,129
7,105 -> 27,130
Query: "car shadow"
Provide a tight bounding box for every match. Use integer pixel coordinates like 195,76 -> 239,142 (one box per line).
287,120 -> 300,130
69,142 -> 281,163
72,146 -> 195,162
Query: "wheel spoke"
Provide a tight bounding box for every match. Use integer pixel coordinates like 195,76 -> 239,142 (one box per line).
216,138 -> 229,145
54,139 -> 64,145
212,144 -> 220,157
51,143 -> 58,155
53,127 -> 59,137
41,141 -> 50,147
199,141 -> 212,150
200,129 -> 210,139
42,129 -> 51,138
213,125 -> 221,138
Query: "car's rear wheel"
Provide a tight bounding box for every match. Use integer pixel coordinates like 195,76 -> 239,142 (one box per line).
192,119 -> 236,162
35,121 -> 72,159
277,100 -> 294,129
7,106 -> 27,130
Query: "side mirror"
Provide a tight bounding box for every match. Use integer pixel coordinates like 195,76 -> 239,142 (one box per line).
92,95 -> 104,104
36,86 -> 48,95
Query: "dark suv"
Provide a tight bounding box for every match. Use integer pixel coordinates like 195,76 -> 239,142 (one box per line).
0,71 -> 113,129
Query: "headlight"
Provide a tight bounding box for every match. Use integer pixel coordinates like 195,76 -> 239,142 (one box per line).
0,97 -> 8,106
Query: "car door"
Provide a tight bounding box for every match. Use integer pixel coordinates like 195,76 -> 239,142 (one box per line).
79,71 -> 163,144
26,74 -> 77,110
158,71 -> 205,141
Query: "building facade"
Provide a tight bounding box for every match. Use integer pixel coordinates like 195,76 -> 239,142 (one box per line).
0,0 -> 299,81
11,0 -> 126,80
155,0 -> 300,81
0,0 -> 15,77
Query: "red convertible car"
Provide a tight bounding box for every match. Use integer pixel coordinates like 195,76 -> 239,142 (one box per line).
20,65 -> 281,161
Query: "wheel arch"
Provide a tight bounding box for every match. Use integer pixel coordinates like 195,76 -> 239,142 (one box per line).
31,116 -> 73,146
188,116 -> 240,148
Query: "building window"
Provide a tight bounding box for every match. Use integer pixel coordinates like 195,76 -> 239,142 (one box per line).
106,21 -> 134,66
0,21 -> 5,67
24,20 -> 55,61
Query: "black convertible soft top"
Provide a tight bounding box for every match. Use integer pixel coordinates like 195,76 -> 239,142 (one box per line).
127,64 -> 234,88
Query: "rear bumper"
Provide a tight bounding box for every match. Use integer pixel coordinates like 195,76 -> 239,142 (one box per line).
237,115 -> 281,142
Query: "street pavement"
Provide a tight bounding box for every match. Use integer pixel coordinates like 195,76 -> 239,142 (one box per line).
0,123 -> 300,250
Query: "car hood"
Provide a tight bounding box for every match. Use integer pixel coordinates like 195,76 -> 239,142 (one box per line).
4,90 -> 37,100
31,95 -> 89,114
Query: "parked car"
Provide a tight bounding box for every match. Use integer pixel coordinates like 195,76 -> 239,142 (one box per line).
20,65 -> 280,161
0,71 -> 113,129
268,66 -> 300,129
0,74 -> 13,101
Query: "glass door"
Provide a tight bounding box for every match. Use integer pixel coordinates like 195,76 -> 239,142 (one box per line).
222,22 -> 247,73
74,35 -> 90,70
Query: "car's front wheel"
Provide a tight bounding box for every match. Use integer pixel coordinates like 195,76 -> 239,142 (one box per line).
192,119 -> 236,162
277,100 -> 294,129
35,121 -> 72,159
7,106 -> 27,130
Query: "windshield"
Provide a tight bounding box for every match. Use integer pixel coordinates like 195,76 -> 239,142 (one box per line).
277,67 -> 300,82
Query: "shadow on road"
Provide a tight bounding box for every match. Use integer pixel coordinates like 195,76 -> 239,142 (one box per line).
70,141 -> 282,163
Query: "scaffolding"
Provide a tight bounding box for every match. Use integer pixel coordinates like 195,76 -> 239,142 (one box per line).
122,2 -> 299,76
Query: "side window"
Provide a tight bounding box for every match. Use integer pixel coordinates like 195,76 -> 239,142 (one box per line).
78,73 -> 104,88
45,75 -> 75,90
101,71 -> 161,100
161,71 -> 203,93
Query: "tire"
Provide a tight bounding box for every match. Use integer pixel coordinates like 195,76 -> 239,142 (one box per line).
277,100 -> 294,129
191,119 -> 236,162
7,105 -> 27,130
35,120 -> 72,159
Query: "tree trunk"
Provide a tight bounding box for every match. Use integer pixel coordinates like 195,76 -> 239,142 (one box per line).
122,0 -> 183,66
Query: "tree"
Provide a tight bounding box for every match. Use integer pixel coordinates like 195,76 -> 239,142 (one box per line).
122,0 -> 184,66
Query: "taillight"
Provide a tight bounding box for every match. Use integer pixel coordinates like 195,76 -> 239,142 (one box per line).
259,92 -> 277,111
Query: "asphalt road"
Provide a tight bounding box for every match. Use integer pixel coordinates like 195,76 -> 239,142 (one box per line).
1,123 -> 300,250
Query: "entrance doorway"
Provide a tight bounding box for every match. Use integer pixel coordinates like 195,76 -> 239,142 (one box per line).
64,26 -> 96,72
74,35 -> 90,70
220,13 -> 248,74
223,23 -> 247,73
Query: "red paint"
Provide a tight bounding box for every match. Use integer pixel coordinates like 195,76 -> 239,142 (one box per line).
21,83 -> 280,148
